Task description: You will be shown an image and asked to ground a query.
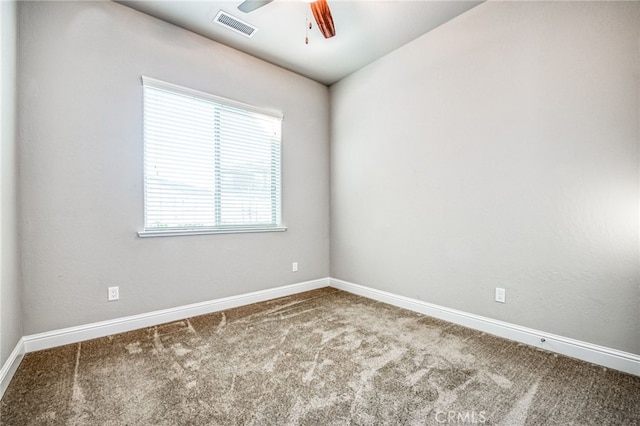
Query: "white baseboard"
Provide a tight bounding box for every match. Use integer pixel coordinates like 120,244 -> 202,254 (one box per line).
23,278 -> 329,353
330,278 -> 640,377
0,338 -> 25,400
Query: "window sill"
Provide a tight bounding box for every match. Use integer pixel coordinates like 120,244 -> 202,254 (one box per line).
137,226 -> 287,238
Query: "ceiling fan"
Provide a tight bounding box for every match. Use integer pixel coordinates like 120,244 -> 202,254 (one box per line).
237,0 -> 336,39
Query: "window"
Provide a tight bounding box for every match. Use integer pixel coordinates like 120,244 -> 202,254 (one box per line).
139,77 -> 285,237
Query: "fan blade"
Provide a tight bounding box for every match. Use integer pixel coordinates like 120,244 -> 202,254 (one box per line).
310,0 -> 335,39
237,0 -> 273,13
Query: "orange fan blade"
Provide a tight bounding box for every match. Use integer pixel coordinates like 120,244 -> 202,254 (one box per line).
310,0 -> 335,39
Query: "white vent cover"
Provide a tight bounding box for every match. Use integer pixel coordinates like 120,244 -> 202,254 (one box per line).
213,11 -> 258,38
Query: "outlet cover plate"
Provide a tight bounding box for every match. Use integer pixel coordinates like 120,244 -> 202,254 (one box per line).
108,286 -> 119,301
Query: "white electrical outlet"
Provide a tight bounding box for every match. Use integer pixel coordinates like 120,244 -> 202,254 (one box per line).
108,286 -> 119,301
495,287 -> 506,303
292,262 -> 298,272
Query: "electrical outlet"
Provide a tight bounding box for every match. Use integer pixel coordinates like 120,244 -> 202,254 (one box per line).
292,262 -> 298,272
108,286 -> 119,301
495,287 -> 506,303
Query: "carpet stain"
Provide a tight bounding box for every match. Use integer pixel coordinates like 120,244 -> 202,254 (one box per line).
1,288 -> 639,425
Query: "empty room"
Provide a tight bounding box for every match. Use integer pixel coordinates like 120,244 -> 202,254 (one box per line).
1,0 -> 639,424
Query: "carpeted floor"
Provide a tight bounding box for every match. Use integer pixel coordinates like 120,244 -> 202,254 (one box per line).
1,287 -> 639,425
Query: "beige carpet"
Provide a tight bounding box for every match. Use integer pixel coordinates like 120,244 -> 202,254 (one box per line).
1,287 -> 639,425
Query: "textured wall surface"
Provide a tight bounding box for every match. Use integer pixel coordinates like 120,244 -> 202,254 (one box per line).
1,0 -> 23,365
331,1 -> 640,354
18,1 -> 330,334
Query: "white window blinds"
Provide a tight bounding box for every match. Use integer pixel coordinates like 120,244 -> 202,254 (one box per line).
140,77 -> 284,236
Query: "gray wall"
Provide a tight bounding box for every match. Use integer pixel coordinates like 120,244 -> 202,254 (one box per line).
1,0 -> 23,365
331,1 -> 640,354
12,0 -> 640,357
18,1 -> 330,334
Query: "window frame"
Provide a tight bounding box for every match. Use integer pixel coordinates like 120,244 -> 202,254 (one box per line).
138,76 -> 286,238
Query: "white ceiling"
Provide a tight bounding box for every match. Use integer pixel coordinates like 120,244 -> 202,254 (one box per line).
118,0 -> 482,85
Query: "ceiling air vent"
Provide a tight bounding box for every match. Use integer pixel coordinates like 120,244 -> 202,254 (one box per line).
214,11 -> 258,38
